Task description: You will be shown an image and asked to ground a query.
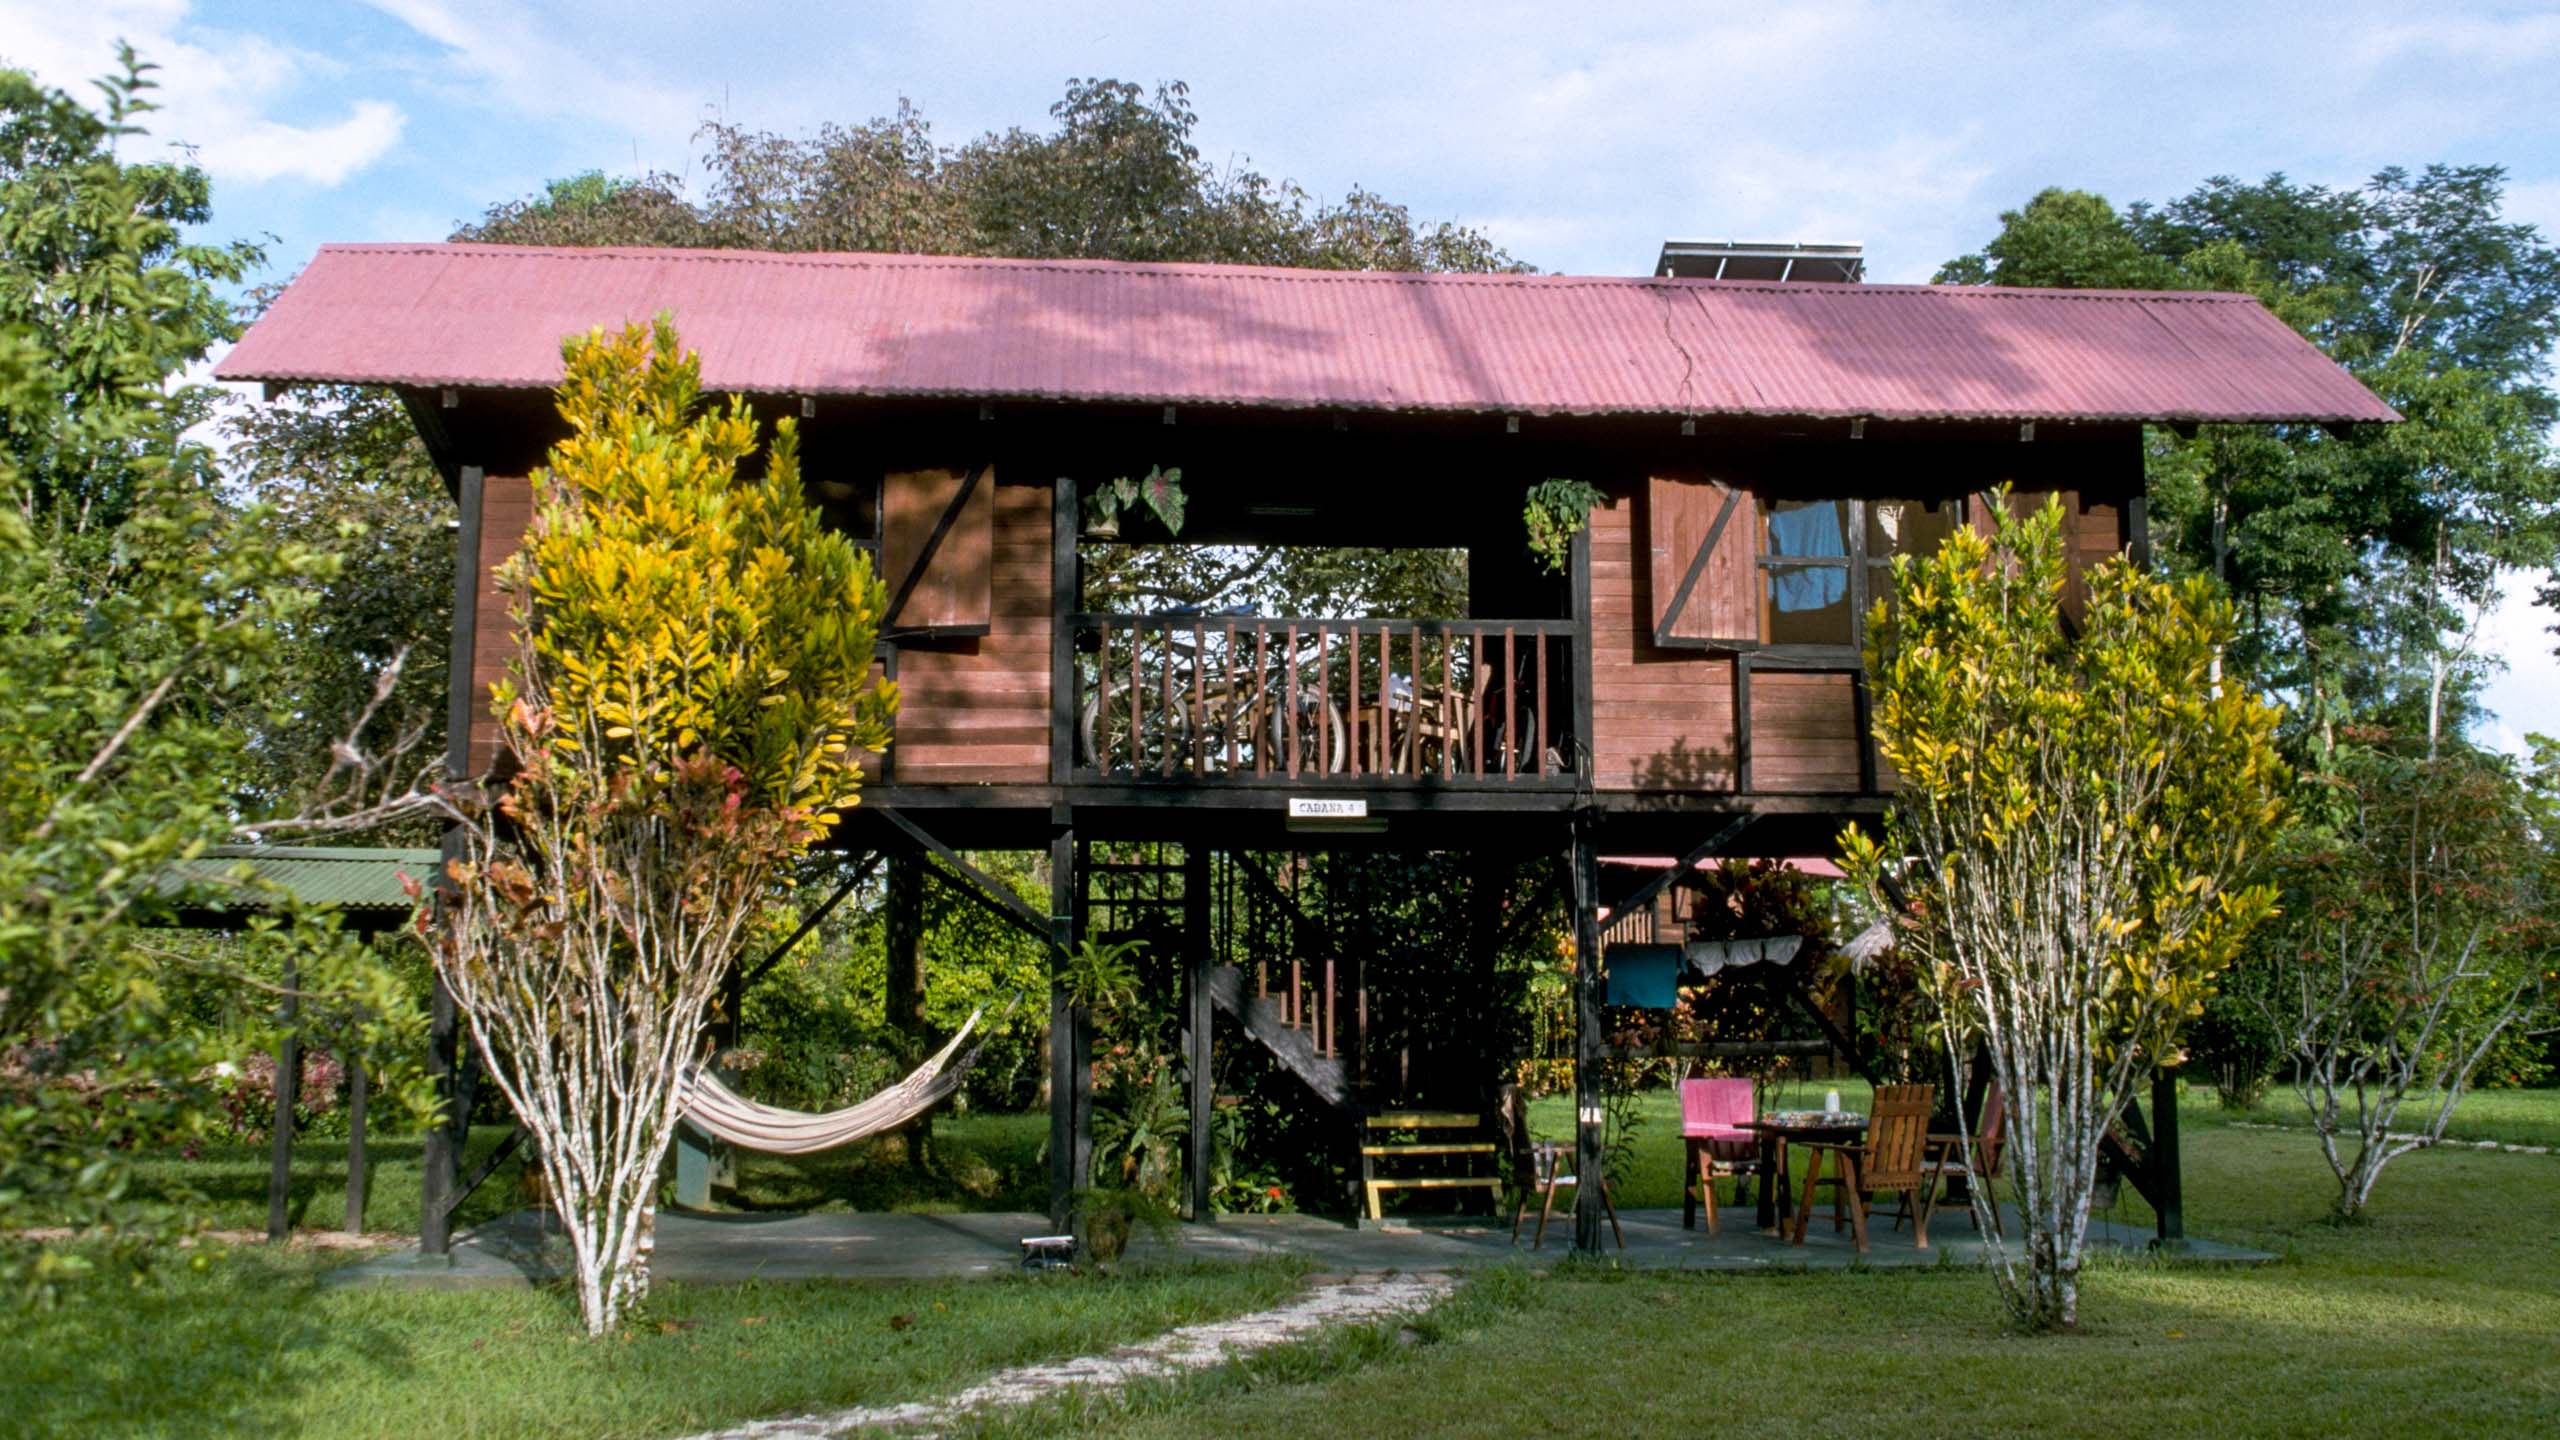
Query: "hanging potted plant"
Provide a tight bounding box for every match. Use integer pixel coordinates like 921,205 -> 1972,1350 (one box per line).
1085,465 -> 1187,539
1523,477 -> 1604,573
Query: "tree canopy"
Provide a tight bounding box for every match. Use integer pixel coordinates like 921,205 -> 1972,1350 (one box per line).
1938,170 -> 2560,750
461,79 -> 1521,275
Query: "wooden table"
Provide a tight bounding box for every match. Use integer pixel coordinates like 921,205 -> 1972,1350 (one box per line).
1737,1117 -> 1867,1234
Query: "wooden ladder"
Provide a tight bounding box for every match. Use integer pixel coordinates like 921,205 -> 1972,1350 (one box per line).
1358,1110 -> 1499,1222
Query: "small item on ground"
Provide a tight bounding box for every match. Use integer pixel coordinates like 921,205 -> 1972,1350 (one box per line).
1018,1235 -> 1076,1271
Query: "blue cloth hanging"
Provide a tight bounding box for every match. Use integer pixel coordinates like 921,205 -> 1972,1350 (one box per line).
1603,944 -> 1682,1009
1765,503 -> 1848,612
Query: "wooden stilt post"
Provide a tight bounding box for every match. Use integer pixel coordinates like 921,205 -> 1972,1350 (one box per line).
1185,845 -> 1214,1222
422,462 -> 484,1261
343,1051 -> 369,1234
885,853 -> 932,1172
420,971 -> 460,1256
265,956 -> 299,1243
1569,814 -> 1608,1254
1048,823 -> 1085,1228
2152,1064 -> 2185,1245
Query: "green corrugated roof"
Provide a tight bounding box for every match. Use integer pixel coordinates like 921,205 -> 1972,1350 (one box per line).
161,845 -> 443,926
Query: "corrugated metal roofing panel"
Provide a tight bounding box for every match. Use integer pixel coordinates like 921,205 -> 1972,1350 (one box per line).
162,846 -> 442,920
217,243 -> 2400,425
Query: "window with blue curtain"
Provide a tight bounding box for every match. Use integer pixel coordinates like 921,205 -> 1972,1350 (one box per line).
1761,499 -> 1853,645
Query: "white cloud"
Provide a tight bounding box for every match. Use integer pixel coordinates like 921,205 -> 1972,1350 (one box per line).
195,100 -> 407,186
361,0 -> 706,161
0,1 -> 407,187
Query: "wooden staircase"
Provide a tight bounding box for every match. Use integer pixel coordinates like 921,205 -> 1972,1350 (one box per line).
1203,963 -> 1352,1108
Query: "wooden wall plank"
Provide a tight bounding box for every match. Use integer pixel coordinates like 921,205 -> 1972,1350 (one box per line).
883,465 -> 996,631
889,474 -> 1053,784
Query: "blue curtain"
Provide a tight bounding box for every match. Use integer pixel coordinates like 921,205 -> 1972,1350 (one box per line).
1766,503 -> 1847,613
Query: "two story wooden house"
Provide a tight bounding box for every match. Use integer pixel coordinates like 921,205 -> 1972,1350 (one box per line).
221,243 -> 2394,1250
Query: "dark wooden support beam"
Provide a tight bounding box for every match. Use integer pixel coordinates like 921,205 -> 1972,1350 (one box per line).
1781,978 -> 1881,1088
873,806 -> 1059,951
2151,1065 -> 2185,1244
1569,815 -> 1608,1254
1184,845 -> 1214,1222
1602,1038 -> 1834,1060
343,1050 -> 369,1234
1046,824 -> 1085,1228
1570,522 -> 1595,779
884,853 -> 927,1048
265,956 -> 300,1243
1050,475 -> 1078,784
1603,814 -> 1753,930
420,968 -> 460,1258
1734,655 -> 1756,793
444,1123 -> 526,1222
739,850 -> 882,993
422,462 -> 484,1261
1852,671 -> 1878,795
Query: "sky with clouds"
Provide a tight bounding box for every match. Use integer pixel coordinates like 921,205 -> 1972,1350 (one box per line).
5,0 -> 2555,744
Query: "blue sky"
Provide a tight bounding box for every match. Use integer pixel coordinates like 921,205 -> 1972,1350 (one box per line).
6,0 -> 2555,743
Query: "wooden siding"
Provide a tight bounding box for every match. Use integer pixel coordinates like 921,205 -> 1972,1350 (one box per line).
882,465 -> 994,631
1647,475 -> 1756,646
462,471 -> 1053,788
1592,479 -> 2127,798
466,472 -> 535,777
1590,486 -> 1742,793
885,475 -> 1053,784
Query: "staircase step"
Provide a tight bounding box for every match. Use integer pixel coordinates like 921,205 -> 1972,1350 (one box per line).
1365,1111 -> 1480,1130
1359,1142 -> 1495,1157
1204,963 -> 1353,1110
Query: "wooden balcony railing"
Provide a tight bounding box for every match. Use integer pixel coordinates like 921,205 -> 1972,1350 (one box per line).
1072,614 -> 1578,785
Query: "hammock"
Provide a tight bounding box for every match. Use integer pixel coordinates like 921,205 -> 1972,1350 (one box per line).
681,1009 -> 986,1155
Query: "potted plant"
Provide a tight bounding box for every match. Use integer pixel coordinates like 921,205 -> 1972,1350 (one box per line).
1523,477 -> 1604,573
1084,465 -> 1186,538
1074,1186 -> 1176,1264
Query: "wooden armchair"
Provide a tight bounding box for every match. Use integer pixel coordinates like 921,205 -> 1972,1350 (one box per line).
1903,1083 -> 2008,1237
1793,1083 -> 1938,1253
1497,1083 -> 1622,1250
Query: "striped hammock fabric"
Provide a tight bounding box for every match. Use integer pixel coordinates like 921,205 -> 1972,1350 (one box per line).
680,1010 -> 985,1155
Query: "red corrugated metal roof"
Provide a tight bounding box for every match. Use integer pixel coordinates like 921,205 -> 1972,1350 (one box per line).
217,243 -> 2399,425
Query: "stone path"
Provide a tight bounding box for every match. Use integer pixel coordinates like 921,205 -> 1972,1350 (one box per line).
672,1270 -> 1457,1439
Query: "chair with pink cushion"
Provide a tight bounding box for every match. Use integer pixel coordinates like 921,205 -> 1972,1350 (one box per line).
1680,1077 -> 1762,1234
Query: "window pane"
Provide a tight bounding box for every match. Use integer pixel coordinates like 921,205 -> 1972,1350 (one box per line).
1765,566 -> 1851,644
1764,499 -> 1850,561
1867,499 -> 1957,562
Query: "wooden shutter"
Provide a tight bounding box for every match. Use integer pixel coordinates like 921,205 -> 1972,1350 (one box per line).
1647,475 -> 1758,649
881,465 -> 994,633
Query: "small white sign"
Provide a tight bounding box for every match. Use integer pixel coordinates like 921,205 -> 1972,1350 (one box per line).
1288,797 -> 1369,820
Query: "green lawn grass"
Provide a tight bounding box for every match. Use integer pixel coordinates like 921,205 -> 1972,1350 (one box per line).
0,1253 -> 1305,1440
10,1091 -> 2557,1437
1081,1125 -> 2560,1439
82,1111 -> 1054,1237
2208,1084 -> 2560,1150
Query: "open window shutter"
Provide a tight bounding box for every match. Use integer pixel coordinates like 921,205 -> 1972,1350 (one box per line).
881,465 -> 994,633
1648,475 -> 1758,648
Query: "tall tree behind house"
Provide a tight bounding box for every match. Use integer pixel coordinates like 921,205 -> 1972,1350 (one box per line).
1938,169 -> 2560,756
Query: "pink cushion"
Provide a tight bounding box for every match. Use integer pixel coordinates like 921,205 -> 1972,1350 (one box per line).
1679,1078 -> 1754,1136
